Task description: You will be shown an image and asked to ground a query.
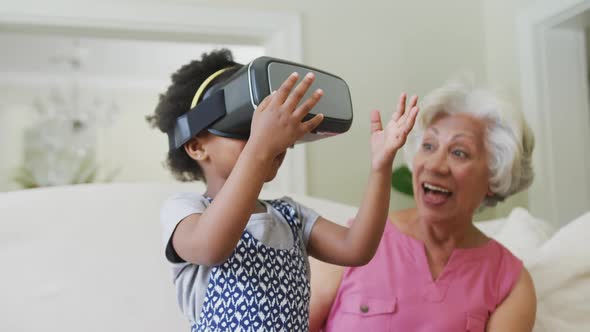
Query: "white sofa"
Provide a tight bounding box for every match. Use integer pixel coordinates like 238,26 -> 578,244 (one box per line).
1,182 -> 588,331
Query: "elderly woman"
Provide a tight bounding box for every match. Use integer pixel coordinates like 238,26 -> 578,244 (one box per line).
310,81 -> 537,331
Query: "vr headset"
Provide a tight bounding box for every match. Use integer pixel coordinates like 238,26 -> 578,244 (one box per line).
168,56 -> 353,150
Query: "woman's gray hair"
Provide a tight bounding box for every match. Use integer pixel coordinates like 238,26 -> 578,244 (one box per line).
404,79 -> 535,207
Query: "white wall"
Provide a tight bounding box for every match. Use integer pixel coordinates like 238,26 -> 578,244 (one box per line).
0,32 -> 264,190
481,0 -> 590,223
181,0 -> 489,213
480,0 -> 539,218
2,0 -> 550,220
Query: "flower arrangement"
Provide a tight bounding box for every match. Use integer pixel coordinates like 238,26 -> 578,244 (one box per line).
13,47 -> 119,188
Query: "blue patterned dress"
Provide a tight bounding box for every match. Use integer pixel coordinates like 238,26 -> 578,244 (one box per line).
192,200 -> 311,332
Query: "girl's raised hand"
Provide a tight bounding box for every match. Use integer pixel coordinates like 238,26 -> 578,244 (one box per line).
369,93 -> 419,171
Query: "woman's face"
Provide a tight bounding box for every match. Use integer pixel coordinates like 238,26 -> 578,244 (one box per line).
412,113 -> 491,224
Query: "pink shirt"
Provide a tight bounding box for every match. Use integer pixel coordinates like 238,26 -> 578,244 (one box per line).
323,220 -> 522,332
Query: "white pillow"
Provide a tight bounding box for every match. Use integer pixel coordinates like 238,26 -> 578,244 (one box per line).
491,207 -> 555,260
475,217 -> 506,237
527,211 -> 590,332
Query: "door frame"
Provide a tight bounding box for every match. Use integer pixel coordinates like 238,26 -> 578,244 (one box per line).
518,0 -> 590,224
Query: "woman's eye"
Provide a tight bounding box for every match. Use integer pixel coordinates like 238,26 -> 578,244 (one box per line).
452,150 -> 468,158
422,143 -> 433,151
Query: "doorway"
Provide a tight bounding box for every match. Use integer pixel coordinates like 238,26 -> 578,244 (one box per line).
519,0 -> 590,225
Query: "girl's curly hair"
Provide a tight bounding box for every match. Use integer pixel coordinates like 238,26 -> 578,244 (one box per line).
146,49 -> 242,182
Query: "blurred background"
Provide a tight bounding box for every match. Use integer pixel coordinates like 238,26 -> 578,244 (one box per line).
1,0 -> 589,224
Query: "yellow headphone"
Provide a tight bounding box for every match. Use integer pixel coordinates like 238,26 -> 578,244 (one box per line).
190,67 -> 235,109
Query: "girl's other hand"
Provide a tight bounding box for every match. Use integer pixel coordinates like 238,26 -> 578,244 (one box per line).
369,93 -> 419,172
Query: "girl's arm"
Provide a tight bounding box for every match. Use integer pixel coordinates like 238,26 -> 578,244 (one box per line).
308,94 -> 418,266
173,72 -> 324,266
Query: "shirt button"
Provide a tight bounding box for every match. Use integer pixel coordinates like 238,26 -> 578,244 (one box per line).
360,304 -> 369,313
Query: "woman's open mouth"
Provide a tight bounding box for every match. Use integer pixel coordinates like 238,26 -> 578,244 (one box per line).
422,182 -> 453,205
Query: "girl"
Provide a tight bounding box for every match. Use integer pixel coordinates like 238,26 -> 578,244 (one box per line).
147,49 -> 418,331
